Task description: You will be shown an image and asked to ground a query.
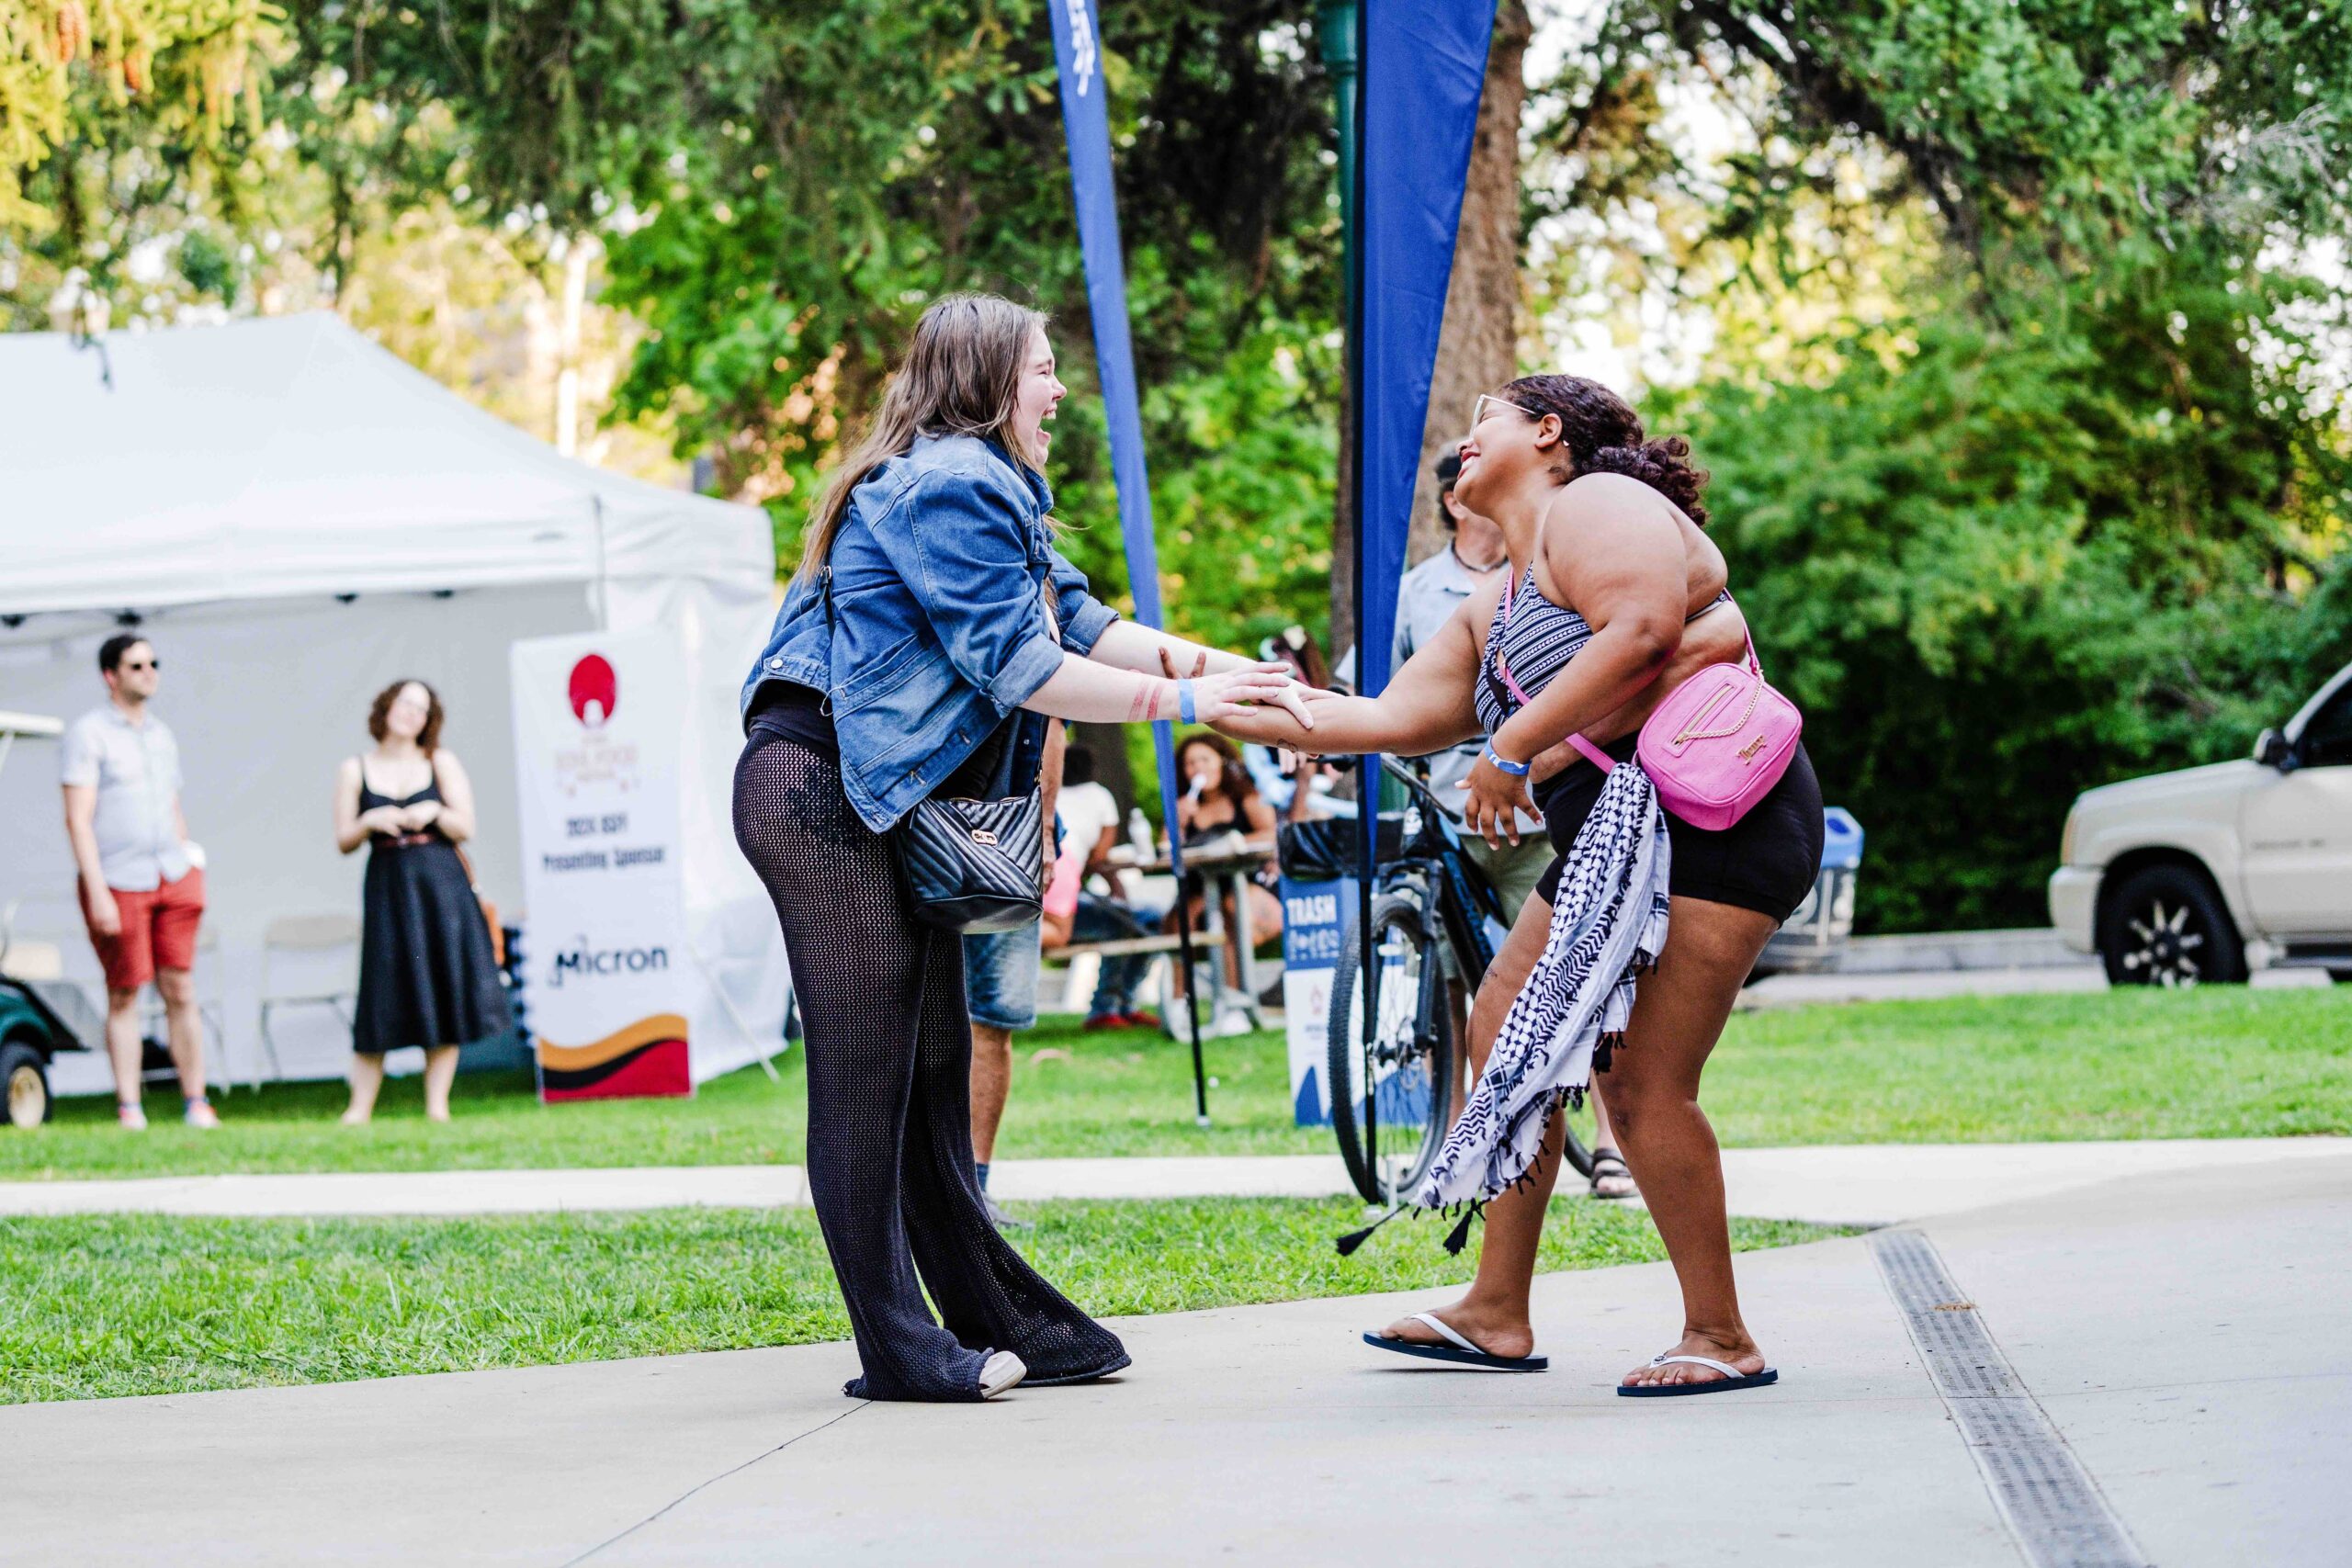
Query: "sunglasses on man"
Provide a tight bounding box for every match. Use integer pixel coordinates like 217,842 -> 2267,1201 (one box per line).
119,659 -> 160,672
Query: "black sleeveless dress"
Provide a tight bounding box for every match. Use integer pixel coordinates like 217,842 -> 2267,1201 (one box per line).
354,762 -> 512,1055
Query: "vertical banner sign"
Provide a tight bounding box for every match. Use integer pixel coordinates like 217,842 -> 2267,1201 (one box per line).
1353,0 -> 1494,699
1279,873 -> 1351,1124
511,626 -> 694,1102
1351,0 -> 1495,1134
1047,0 -> 1183,874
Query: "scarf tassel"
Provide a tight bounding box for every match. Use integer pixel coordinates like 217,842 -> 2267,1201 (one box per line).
1441,1199 -> 1486,1256
1334,1201 -> 1409,1256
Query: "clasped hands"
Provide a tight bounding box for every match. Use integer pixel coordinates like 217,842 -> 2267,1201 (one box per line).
1153,648 -> 1324,731
358,800 -> 442,836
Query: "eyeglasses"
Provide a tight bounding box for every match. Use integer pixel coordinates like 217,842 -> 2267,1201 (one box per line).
1473,393 -> 1542,427
119,660 -> 160,672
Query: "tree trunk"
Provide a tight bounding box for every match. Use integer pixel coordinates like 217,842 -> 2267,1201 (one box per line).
1408,0 -> 1529,569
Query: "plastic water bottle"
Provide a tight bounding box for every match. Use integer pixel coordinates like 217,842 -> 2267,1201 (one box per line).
1128,807 -> 1155,855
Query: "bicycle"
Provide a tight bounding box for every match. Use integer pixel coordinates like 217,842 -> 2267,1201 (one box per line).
1317,756 -> 1595,1205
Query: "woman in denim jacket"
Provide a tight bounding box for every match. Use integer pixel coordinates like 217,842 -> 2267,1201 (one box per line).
735,293 -> 1313,1404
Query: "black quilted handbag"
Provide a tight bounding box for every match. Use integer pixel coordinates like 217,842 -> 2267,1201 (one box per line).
893,788 -> 1048,934
822,563 -> 1048,934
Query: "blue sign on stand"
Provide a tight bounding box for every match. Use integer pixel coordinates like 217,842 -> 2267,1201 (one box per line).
1279,875 -> 1351,1125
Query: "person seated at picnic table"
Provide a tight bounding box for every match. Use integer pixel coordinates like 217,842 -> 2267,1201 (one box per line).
1038,791 -> 1162,1031
1161,732 -> 1283,1016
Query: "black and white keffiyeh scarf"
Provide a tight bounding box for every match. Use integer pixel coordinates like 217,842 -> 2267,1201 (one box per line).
1416,759 -> 1672,1212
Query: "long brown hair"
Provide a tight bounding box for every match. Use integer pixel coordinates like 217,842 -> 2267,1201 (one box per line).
1177,732 -> 1260,819
793,293 -> 1048,585
368,679 -> 445,755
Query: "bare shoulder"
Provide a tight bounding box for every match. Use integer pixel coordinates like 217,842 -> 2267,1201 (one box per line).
1557,471 -> 1687,531
334,755 -> 362,783
432,749 -> 469,779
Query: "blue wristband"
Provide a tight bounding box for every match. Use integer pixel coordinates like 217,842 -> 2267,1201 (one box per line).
1177,678 -> 1197,726
1484,743 -> 1530,777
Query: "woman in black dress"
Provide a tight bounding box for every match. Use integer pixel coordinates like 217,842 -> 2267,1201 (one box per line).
332,679 -> 509,1123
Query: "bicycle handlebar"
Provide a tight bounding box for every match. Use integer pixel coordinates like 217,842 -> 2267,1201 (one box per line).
1370,754 -> 1463,825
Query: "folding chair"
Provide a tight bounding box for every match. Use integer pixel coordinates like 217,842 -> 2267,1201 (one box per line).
255,913 -> 362,1089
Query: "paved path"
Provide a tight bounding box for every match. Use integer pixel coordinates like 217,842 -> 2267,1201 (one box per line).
3,1136 -> 2344,1227
4,1153 -> 2345,1566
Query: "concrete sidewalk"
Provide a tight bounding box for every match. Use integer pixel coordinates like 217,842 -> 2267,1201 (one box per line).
5,1154 -> 2344,1565
2,1136 -> 2343,1227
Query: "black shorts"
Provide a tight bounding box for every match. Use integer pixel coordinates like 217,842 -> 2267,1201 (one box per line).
1532,736 -> 1825,923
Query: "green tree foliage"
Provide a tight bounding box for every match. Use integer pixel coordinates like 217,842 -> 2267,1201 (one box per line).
574,1 -> 1341,662
1561,0 -> 2352,930
0,0 -> 275,228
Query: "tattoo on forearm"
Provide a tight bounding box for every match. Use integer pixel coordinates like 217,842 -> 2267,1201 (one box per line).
1126,678 -> 1154,723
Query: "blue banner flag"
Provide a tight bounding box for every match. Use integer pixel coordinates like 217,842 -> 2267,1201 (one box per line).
1349,1 -> 1495,1119
1353,0 -> 1495,697
1047,0 -> 1182,864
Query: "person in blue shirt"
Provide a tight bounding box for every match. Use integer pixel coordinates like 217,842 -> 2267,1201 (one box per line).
734,293 -> 1313,1404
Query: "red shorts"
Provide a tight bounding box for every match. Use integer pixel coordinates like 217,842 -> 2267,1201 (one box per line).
85,868 -> 206,992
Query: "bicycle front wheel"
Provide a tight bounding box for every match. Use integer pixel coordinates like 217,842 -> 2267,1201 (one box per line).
1327,890 -> 1454,1205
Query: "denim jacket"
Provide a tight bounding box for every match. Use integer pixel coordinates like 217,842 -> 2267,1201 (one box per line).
741,434 -> 1119,831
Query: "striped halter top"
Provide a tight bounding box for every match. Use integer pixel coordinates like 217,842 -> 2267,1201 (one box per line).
1476,562 -> 1731,736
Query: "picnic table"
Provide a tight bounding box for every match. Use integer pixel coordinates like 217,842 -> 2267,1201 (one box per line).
1105,834 -> 1277,1032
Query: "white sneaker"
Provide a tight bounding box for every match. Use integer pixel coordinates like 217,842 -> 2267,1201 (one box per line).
117,1101 -> 148,1131
978,1350 -> 1027,1400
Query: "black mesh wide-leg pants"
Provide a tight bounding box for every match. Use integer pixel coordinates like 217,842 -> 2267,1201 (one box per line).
733,732 -> 1130,1402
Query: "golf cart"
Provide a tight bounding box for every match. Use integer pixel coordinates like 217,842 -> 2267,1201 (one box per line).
0,710 -> 93,1127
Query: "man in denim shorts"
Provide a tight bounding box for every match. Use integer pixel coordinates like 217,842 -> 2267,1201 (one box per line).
966,729 -> 1061,1229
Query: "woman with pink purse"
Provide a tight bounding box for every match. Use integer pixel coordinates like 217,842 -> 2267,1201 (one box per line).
1216,375 -> 1821,1395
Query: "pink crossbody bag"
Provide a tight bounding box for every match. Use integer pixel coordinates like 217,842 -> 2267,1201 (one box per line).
1499,591 -> 1802,831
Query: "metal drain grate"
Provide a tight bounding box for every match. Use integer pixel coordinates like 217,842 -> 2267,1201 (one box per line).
1870,1229 -> 2148,1568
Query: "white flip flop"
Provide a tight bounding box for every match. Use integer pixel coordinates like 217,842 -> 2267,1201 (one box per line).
1618,1350 -> 1778,1397
1363,1312 -> 1549,1372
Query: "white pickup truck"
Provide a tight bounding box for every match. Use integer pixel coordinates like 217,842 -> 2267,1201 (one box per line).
2049,660 -> 2352,986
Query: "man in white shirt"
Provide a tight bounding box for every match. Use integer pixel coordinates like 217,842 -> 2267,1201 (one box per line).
1341,451 -> 1551,913
60,635 -> 218,1130
1037,745 -> 1160,1031
1054,746 -> 1125,871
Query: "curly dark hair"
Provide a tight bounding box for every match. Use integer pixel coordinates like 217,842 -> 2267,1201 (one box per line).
1498,374 -> 1710,525
368,679 -> 446,755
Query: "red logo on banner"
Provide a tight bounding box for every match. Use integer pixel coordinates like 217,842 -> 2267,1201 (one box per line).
568,655 -> 617,729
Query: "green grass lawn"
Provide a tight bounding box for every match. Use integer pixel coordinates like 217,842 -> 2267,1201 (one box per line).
5,985 -> 2334,1407
0,1200 -> 1839,1404
9,987 -> 2346,1182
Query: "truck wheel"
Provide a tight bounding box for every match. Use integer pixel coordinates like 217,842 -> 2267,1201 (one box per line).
0,1042 -> 51,1129
2100,866 -> 2247,987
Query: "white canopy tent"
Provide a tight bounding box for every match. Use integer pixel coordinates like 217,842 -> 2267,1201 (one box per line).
0,313 -> 786,1092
